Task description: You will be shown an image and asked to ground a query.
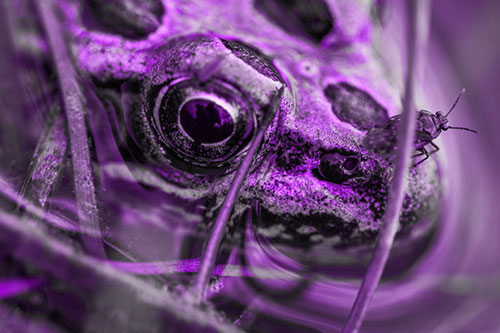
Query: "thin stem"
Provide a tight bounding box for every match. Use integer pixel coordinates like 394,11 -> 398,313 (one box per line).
0,210 -> 242,333
192,87 -> 284,303
36,0 -> 105,257
342,0 -> 430,332
19,105 -> 67,209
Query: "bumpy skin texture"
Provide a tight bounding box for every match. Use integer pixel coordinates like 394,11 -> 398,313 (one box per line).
69,0 -> 441,257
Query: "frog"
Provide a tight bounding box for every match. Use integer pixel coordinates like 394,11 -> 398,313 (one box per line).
3,0 -> 442,330
63,0 -> 439,265
21,0 -> 440,271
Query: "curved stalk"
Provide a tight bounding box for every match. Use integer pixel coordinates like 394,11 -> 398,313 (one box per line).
343,0 -> 431,331
36,0 -> 105,257
192,87 -> 284,303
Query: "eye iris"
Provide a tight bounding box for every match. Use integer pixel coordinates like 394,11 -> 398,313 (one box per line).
179,99 -> 235,144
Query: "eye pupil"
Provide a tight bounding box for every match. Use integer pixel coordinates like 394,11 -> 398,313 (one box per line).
343,157 -> 359,172
179,99 -> 234,144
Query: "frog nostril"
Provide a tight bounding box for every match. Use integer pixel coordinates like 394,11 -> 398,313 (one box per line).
318,153 -> 359,184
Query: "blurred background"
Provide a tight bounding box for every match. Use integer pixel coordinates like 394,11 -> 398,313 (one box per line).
432,0 -> 500,168
397,0 -> 500,330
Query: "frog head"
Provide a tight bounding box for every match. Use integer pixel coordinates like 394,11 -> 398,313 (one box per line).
72,0 -> 441,275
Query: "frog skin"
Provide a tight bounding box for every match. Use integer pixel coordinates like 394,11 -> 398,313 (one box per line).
42,0 -> 441,269
2,0 -> 445,330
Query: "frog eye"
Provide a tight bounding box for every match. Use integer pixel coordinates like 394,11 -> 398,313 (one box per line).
151,78 -> 255,168
121,35 -> 286,175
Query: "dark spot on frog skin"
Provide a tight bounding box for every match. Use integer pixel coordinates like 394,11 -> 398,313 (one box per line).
82,0 -> 165,39
352,175 -> 388,221
257,207 -> 363,249
254,0 -> 334,44
274,129 -> 318,172
324,82 -> 389,131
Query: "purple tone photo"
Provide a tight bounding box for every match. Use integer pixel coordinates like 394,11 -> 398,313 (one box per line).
0,0 -> 499,331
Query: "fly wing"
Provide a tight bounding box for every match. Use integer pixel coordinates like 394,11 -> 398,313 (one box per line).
362,127 -> 398,157
361,114 -> 400,157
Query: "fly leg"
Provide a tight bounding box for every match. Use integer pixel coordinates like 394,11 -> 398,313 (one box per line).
427,141 -> 440,156
413,147 -> 429,166
414,142 -> 439,166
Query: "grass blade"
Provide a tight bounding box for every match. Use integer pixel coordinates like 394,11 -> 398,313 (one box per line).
19,105 -> 67,209
36,0 -> 105,257
192,87 -> 284,302
342,1 -> 431,331
0,209 -> 242,333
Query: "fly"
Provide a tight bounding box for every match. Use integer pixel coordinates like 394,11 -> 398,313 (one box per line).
362,89 -> 478,165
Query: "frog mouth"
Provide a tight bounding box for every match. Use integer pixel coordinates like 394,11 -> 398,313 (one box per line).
237,207 -> 313,301
246,201 -> 438,280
